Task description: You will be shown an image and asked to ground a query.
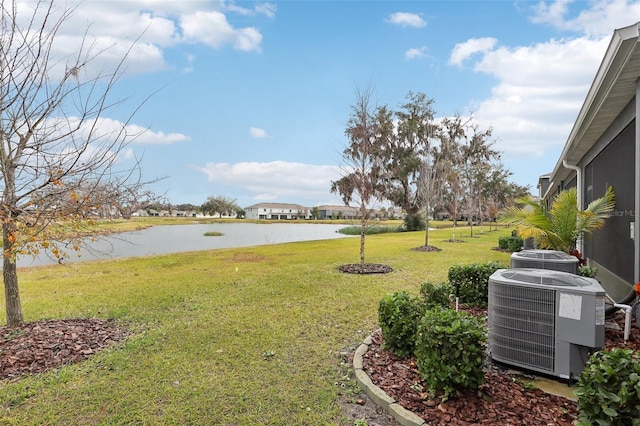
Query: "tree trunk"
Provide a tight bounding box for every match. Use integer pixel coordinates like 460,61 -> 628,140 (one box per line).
360,227 -> 366,264
424,200 -> 430,247
3,224 -> 23,327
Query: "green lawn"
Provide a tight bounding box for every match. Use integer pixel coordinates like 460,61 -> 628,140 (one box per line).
0,225 -> 512,425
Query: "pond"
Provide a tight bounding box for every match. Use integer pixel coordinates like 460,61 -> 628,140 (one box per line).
15,223 -> 352,268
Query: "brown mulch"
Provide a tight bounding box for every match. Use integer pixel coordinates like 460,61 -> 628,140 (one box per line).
492,247 -> 512,253
338,263 -> 393,274
0,318 -> 127,381
359,309 -> 640,426
410,245 -> 442,252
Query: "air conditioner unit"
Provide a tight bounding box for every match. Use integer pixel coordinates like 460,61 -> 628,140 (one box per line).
510,249 -> 579,274
488,268 -> 606,380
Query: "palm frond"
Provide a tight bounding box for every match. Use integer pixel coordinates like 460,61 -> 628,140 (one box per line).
497,186 -> 615,253
578,186 -> 616,232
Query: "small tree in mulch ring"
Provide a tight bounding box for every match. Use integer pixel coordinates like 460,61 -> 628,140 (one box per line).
338,264 -> 393,274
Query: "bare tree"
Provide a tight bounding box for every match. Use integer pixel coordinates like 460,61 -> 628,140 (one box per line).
436,115 -> 467,241
331,86 -> 389,264
459,124 -> 498,237
0,1 -> 150,326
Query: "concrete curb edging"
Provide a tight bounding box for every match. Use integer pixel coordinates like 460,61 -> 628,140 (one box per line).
352,333 -> 427,426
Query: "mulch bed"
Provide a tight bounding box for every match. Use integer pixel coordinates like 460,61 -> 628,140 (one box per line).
361,309 -> 640,426
338,263 -> 393,274
0,318 -> 127,381
410,245 -> 442,252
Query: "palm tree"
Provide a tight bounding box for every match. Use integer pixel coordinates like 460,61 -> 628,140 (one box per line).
500,186 -> 615,253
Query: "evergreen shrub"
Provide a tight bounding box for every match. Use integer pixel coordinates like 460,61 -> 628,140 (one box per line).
419,282 -> 454,309
414,307 -> 487,400
498,236 -> 523,252
575,348 -> 640,426
403,213 -> 426,232
447,261 -> 504,306
377,291 -> 423,359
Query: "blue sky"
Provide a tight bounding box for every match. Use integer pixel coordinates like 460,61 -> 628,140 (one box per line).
39,0 -> 640,208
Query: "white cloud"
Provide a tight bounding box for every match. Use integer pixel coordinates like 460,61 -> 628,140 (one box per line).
123,148 -> 136,160
13,1 -> 270,80
386,12 -> 426,28
180,10 -> 263,52
455,34 -> 610,159
130,127 -> 191,145
531,0 -> 573,29
182,53 -> 195,73
449,37 -> 498,66
531,0 -> 640,37
404,47 -> 428,60
227,2 -> 277,18
194,161 -> 342,202
249,127 -> 268,138
57,117 -> 189,146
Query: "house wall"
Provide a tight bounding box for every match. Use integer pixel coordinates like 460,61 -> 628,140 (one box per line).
245,205 -> 309,220
583,120 -> 636,283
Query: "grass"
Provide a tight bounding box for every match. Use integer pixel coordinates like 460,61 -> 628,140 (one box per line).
0,225 -> 513,425
203,231 -> 224,237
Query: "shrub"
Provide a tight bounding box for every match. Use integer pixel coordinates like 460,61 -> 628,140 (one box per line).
414,307 -> 487,400
575,348 -> 640,426
419,282 -> 454,309
338,225 -> 403,235
403,213 -> 425,232
577,264 -> 598,278
498,236 -> 509,250
498,235 -> 523,252
448,261 -> 504,306
378,291 -> 423,359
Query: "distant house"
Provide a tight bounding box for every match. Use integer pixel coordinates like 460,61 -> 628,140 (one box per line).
315,205 -> 359,220
540,22 -> 639,304
244,203 -> 309,220
174,210 -> 197,217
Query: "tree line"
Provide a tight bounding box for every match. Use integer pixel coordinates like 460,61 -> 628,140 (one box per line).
331,88 -> 529,263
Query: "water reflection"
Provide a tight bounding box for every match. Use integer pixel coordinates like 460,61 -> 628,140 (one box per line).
15,223 -> 351,268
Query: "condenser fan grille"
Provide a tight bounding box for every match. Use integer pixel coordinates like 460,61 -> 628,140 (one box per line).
489,282 -> 556,372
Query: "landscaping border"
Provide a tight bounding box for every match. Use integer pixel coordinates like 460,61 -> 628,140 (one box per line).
352,331 -> 426,426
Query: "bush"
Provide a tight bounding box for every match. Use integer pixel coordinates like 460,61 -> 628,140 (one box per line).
338,225 -> 403,235
575,348 -> 640,426
403,213 -> 425,232
414,307 -> 487,400
419,282 -> 454,309
448,261 -> 504,306
577,265 -> 598,278
378,291 -> 423,359
498,236 -> 523,252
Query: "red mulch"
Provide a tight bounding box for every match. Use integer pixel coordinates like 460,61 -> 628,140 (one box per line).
0,318 -> 126,381
361,309 -> 640,426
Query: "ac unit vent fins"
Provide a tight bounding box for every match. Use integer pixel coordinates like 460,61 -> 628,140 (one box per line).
489,282 -> 556,372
